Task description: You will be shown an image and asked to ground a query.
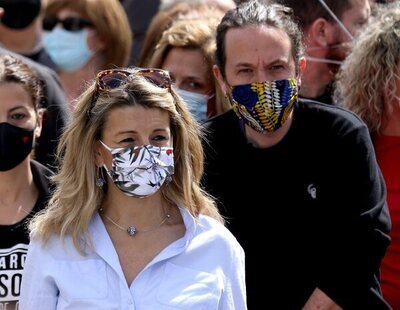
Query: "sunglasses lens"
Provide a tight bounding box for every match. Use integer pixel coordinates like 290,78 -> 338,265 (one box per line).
98,71 -> 130,90
43,16 -> 58,31
63,17 -> 91,31
96,69 -> 171,92
43,16 -> 92,32
140,70 -> 171,88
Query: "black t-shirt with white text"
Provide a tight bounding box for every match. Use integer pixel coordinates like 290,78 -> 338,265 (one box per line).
0,161 -> 52,309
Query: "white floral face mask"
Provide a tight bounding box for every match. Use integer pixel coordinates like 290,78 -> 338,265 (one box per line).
100,141 -> 174,198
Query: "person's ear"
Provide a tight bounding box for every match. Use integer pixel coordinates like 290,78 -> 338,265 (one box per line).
213,64 -> 229,94
299,57 -> 306,75
94,141 -> 104,167
308,18 -> 333,48
34,108 -> 44,139
296,57 -> 306,87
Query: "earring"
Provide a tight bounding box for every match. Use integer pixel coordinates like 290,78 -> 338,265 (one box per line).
96,166 -> 105,187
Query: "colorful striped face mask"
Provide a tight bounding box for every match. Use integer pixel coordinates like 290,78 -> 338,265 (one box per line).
230,78 -> 298,133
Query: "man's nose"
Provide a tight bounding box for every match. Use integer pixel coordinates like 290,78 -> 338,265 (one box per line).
255,70 -> 270,82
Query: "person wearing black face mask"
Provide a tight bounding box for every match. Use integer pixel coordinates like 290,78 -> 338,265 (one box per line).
0,46 -> 69,171
0,54 -> 53,309
0,0 -> 56,69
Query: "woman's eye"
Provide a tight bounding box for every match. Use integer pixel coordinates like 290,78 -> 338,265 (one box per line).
119,138 -> 135,145
188,81 -> 202,90
11,113 -> 26,120
153,135 -> 167,141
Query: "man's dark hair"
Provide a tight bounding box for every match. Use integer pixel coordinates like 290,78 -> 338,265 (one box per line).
276,0 -> 352,31
215,0 -> 304,77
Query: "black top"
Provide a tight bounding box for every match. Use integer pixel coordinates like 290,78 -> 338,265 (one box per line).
122,0 -> 160,66
300,83 -> 334,105
0,160 -> 53,307
202,101 -> 391,309
0,47 -> 69,171
23,47 -> 57,71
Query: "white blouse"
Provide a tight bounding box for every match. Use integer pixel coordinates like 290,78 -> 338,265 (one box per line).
19,207 -> 247,310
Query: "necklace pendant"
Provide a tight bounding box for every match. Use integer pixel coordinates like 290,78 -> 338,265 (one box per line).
127,226 -> 137,236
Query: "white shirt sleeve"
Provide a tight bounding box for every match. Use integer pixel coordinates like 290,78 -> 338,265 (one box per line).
219,234 -> 247,310
19,237 -> 59,310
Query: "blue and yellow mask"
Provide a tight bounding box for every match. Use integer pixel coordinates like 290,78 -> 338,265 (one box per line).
230,78 -> 298,133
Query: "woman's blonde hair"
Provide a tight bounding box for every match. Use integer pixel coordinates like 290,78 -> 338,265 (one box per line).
139,2 -> 228,68
44,0 -> 132,68
334,3 -> 400,134
148,17 -> 230,115
30,67 -> 223,253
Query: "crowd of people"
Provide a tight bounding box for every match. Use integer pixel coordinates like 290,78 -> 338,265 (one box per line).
0,0 -> 399,309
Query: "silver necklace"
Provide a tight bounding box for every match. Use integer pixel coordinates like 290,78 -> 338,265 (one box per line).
101,210 -> 171,236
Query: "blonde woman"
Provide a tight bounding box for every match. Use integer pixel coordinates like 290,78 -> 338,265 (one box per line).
335,3 -> 400,308
148,17 -> 230,122
19,67 -> 246,309
43,0 -> 132,108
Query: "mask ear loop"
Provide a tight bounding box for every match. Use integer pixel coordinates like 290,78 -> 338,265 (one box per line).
317,0 -> 354,41
226,89 -> 247,134
97,140 -> 116,182
304,56 -> 343,65
99,140 -> 113,151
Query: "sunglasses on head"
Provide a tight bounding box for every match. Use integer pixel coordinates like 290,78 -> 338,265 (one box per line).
96,68 -> 172,91
87,68 -> 172,117
43,16 -> 93,32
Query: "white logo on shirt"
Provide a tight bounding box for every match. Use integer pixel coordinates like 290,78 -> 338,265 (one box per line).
307,184 -> 317,199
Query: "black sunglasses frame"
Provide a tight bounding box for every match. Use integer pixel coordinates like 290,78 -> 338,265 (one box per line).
43,16 -> 93,32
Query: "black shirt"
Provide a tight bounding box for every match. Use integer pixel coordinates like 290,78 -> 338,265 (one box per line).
202,101 -> 391,309
0,161 -> 53,308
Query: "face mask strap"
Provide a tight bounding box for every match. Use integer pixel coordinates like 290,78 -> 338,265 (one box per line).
224,87 -> 246,133
307,42 -> 351,51
305,56 -> 343,65
99,140 -> 113,152
177,88 -> 212,100
317,0 -> 354,41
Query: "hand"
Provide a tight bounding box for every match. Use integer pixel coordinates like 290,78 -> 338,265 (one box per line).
302,288 -> 343,310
